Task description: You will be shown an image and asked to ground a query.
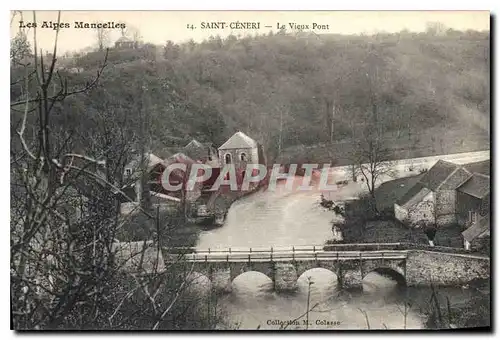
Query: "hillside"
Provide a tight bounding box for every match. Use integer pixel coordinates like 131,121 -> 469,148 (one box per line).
11,29 -> 490,164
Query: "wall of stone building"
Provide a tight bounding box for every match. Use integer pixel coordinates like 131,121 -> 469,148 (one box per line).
456,191 -> 482,226
408,192 -> 435,225
435,189 -> 457,226
394,204 -> 408,222
395,192 -> 435,226
405,250 -> 490,286
219,147 -> 257,169
481,193 -> 490,216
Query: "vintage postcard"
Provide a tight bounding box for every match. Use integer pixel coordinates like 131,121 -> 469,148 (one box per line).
10,10 -> 490,331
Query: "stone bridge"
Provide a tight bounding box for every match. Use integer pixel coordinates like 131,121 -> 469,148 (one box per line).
163,245 -> 490,293
115,243 -> 489,294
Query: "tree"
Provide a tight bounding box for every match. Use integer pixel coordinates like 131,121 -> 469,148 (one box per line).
347,42 -> 399,213
10,31 -> 31,65
122,24 -> 142,45
10,11 -> 229,330
349,134 -> 396,214
94,24 -> 110,51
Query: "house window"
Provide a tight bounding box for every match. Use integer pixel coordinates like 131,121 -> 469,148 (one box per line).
225,153 -> 232,164
469,211 -> 477,224
240,152 -> 247,162
125,168 -> 132,176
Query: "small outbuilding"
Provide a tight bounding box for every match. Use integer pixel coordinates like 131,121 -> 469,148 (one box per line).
462,215 -> 490,251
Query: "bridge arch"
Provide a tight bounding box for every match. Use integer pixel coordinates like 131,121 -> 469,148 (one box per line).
231,271 -> 274,293
184,271 -> 212,294
362,267 -> 406,286
297,268 -> 339,291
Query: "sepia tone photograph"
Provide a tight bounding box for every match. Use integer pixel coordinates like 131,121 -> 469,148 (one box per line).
9,10 -> 490,331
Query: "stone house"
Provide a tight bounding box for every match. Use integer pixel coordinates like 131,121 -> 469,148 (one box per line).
114,36 -> 137,49
183,139 -> 219,167
457,161 -> 490,251
122,152 -> 166,201
394,159 -> 473,227
394,183 -> 434,226
120,152 -> 200,216
456,172 -> 490,227
395,158 -> 490,251
462,214 -> 490,251
218,131 -> 264,170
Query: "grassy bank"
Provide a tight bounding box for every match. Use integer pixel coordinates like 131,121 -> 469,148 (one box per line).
334,218 -> 465,248
117,208 -> 202,249
423,280 -> 491,330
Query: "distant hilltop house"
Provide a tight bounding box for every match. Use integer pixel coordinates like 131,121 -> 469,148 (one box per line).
115,36 -> 138,49
394,159 -> 490,251
218,131 -> 266,169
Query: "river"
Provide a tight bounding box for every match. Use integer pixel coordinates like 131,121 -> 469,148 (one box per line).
194,178 -> 488,330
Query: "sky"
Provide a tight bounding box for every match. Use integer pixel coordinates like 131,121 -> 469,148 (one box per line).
10,11 -> 490,54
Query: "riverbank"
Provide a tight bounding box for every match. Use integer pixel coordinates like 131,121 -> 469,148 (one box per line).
421,279 -> 490,329
323,193 -> 487,253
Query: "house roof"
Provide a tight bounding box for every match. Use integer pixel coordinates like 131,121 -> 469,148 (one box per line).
375,173 -> 424,211
116,36 -> 132,43
418,159 -> 471,191
165,152 -> 195,165
155,147 -> 176,159
463,160 -> 490,176
184,140 -> 214,160
403,187 -> 432,209
462,215 -> 490,242
185,139 -> 204,148
396,182 -> 432,208
218,131 -> 257,150
457,173 -> 490,199
125,153 -> 165,173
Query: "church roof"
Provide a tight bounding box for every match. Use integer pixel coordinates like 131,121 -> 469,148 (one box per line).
218,131 -> 257,150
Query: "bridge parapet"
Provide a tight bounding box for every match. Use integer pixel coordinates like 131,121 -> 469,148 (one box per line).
161,246 -> 489,293
164,248 -> 408,292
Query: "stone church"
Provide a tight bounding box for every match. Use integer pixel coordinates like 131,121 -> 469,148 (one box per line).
218,131 -> 265,169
